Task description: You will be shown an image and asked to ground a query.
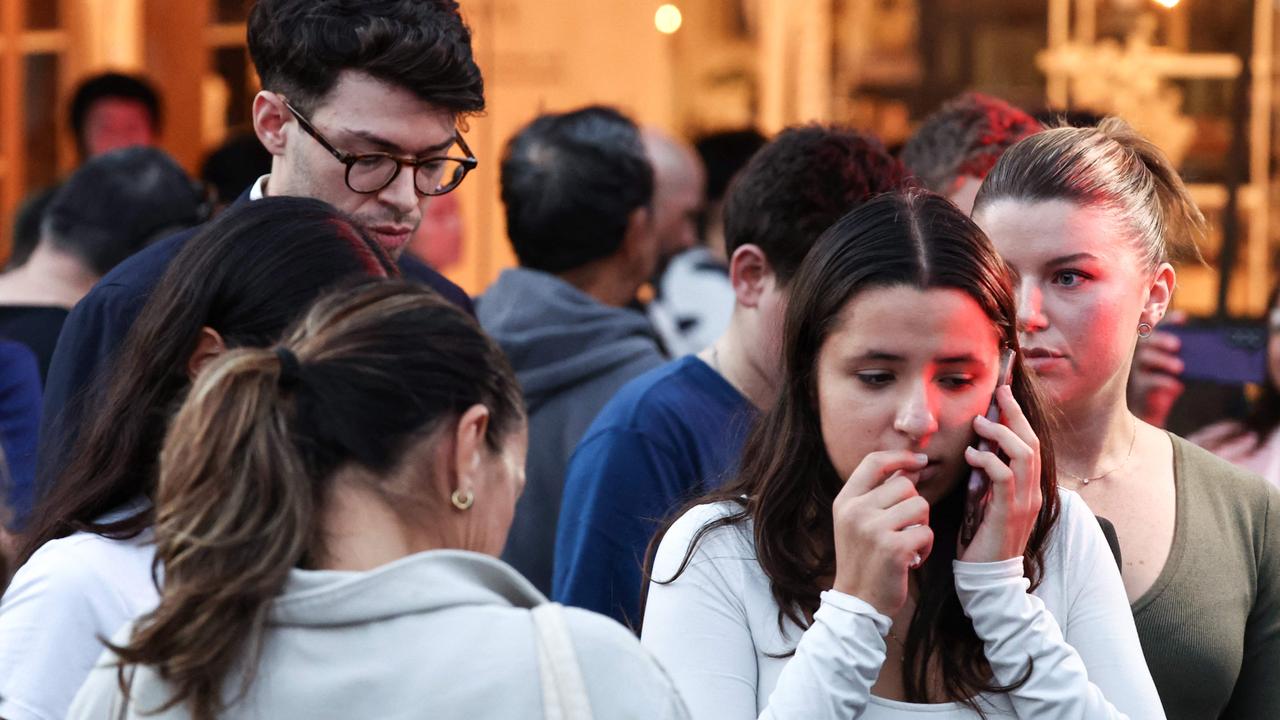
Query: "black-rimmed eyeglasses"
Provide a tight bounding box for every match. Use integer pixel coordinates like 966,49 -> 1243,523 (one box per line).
285,100 -> 477,197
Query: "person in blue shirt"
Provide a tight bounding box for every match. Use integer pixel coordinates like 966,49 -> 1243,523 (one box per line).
554,126 -> 912,628
0,339 -> 40,531
37,0 -> 484,492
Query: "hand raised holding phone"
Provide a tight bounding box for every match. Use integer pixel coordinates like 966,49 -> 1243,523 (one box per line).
831,450 -> 935,616
958,384 -> 1043,564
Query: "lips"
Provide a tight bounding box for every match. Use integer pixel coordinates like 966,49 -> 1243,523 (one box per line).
369,225 -> 413,252
1023,347 -> 1065,359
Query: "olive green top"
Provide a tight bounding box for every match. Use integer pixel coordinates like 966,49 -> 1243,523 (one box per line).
1131,434 -> 1280,719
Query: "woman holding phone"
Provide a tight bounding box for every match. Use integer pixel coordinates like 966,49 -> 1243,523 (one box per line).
972,118 -> 1280,718
642,190 -> 1161,719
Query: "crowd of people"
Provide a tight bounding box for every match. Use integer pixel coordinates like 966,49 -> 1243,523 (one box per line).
0,1 -> 1276,719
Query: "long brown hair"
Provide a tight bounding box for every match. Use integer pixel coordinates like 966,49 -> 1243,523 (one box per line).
649,190 -> 1060,710
108,281 -> 523,720
19,197 -> 393,567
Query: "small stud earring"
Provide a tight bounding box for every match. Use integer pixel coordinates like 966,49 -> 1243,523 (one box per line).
1137,322 -> 1153,339
450,489 -> 474,511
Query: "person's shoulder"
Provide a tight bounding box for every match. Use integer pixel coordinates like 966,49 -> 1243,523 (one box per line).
661,500 -> 753,560
1044,487 -> 1098,550
1173,432 -> 1275,505
1,539 -> 114,630
92,227 -> 195,292
0,338 -> 39,377
558,605 -> 685,716
559,603 -> 650,651
67,623 -> 172,720
397,253 -> 474,314
588,357 -> 710,430
11,532 -> 151,594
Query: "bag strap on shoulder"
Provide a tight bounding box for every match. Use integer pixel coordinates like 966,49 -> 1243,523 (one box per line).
532,602 -> 594,720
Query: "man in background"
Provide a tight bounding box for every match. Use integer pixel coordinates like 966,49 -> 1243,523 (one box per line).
648,129 -> 765,356
641,129 -> 707,356
9,73 -> 163,269
478,106 -> 666,593
37,0 -> 484,491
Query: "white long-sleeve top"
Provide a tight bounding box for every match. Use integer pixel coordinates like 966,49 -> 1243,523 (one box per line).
641,488 -> 1165,719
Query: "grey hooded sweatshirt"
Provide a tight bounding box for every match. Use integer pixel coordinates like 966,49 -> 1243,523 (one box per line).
478,267 -> 665,592
71,551 -> 689,719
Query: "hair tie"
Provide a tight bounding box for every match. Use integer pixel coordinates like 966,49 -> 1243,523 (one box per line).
275,347 -> 303,389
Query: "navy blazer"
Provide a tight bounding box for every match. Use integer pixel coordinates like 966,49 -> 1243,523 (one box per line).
36,190 -> 473,491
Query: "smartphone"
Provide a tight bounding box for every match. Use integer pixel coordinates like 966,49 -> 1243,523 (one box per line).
1162,320 -> 1267,386
959,348 -> 1015,547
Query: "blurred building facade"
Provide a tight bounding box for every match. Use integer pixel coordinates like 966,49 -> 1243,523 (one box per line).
0,0 -> 1275,312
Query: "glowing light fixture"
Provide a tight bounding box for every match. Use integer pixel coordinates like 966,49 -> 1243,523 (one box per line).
655,4 -> 683,34
1153,0 -> 1180,8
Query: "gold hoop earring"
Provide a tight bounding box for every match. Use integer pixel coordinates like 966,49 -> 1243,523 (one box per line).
450,489 -> 474,511
1137,322 -> 1153,339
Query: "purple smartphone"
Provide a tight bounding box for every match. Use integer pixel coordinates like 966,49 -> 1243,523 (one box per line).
1162,321 -> 1267,385
959,348 -> 1015,547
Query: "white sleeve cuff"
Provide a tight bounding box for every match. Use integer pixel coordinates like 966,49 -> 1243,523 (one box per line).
953,557 -> 1030,590
817,589 -> 892,636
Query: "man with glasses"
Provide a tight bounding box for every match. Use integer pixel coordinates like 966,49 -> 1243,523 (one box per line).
36,0 -> 485,492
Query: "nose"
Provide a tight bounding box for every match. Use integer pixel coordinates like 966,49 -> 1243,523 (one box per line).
893,381 -> 939,445
1017,278 -> 1048,334
378,164 -> 420,216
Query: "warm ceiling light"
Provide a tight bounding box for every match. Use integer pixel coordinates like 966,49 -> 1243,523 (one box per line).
1153,0 -> 1180,8
655,4 -> 683,34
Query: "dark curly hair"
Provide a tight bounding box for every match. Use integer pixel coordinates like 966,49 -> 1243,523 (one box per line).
723,125 -> 910,284
247,0 -> 484,116
901,93 -> 1041,195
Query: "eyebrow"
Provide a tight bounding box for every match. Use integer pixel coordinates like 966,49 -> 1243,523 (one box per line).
342,128 -> 457,157
849,351 -> 982,364
1045,252 -> 1100,267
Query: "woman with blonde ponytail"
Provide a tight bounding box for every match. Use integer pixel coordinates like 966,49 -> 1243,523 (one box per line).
973,117 -> 1280,718
69,280 -> 687,720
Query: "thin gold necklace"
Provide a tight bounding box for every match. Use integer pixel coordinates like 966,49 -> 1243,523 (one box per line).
1063,416 -> 1138,486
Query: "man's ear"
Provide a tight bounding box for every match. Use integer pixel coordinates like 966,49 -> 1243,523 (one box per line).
622,205 -> 653,256
1142,262 -> 1177,327
729,244 -> 772,308
252,91 -> 290,157
187,326 -> 227,380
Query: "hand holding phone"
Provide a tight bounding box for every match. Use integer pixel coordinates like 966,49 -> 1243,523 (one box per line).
959,348 -> 1015,548
958,372 -> 1044,564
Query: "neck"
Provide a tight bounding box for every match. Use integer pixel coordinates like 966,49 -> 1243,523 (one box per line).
317,479 -> 446,571
0,243 -> 98,307
557,258 -> 637,308
698,314 -> 776,409
1053,380 -> 1140,482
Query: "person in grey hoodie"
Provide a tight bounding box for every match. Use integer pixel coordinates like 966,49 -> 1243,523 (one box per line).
478,106 -> 667,592
71,281 -> 686,720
